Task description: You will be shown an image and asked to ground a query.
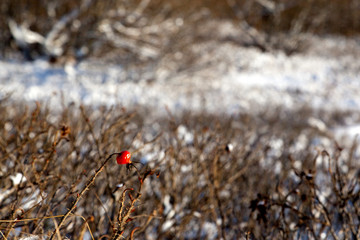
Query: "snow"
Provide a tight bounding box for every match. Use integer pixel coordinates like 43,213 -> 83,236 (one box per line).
18,236 -> 40,240
176,125 -> 194,145
0,41 -> 358,240
0,188 -> 15,204
1,35 -> 360,139
201,222 -> 218,240
163,194 -> 173,216
333,124 -> 360,139
308,117 -> 328,132
21,189 -> 44,211
161,219 -> 175,232
10,173 -> 26,186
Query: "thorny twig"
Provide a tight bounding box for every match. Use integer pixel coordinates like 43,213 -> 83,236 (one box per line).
49,153 -> 118,240
112,168 -> 159,240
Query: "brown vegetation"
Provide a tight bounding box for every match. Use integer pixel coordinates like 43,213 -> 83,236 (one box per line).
0,99 -> 359,239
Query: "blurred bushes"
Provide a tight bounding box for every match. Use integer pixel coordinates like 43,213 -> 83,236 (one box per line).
0,0 -> 359,61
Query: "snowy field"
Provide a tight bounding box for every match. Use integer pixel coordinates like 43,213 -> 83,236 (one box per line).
1,35 -> 360,139
1,33 -> 360,239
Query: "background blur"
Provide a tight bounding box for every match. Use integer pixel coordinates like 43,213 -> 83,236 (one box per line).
1,0 -> 360,63
1,0 -> 360,120
1,1 -> 360,239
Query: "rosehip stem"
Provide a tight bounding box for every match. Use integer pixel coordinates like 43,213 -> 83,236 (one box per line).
131,160 -> 144,166
49,152 -> 118,240
127,163 -> 140,176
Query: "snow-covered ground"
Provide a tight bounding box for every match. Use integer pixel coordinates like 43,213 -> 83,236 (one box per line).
1,34 -> 360,136
1,31 -> 360,239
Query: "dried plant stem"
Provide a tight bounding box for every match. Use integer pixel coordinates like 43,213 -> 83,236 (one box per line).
0,231 -> 6,240
111,167 -> 157,240
49,153 -> 117,240
212,152 -> 226,240
112,190 -> 140,240
80,105 -> 103,159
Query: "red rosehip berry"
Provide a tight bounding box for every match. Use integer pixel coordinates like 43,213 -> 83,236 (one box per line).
116,151 -> 132,165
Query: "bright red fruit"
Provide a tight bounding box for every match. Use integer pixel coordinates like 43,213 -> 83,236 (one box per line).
116,151 -> 132,165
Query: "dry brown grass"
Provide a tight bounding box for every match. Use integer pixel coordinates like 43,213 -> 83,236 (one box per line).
0,98 -> 360,239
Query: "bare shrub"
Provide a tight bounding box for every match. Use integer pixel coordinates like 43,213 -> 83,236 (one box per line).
0,99 -> 359,239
